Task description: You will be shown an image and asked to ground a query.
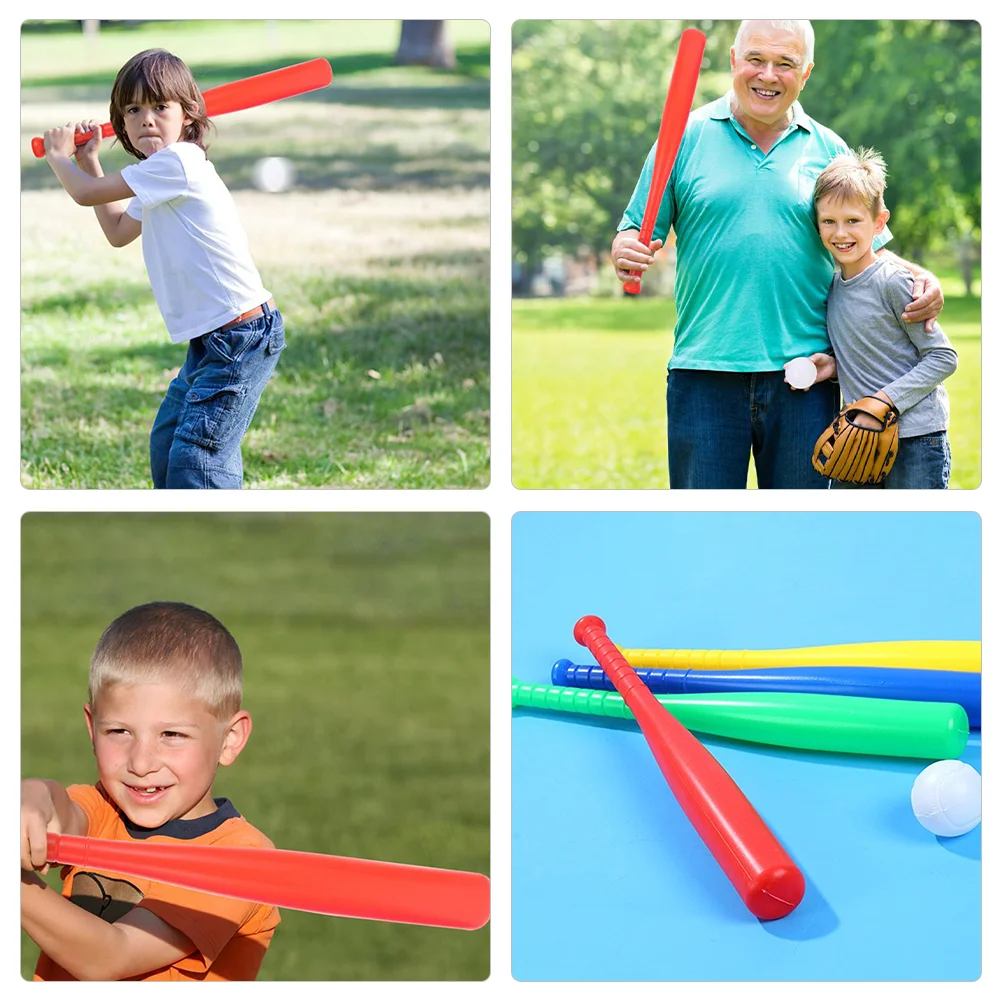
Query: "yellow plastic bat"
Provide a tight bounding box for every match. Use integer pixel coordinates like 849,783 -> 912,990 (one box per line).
616,640 -> 980,674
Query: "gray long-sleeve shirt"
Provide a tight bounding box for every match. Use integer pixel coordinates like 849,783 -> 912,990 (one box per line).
826,257 -> 958,438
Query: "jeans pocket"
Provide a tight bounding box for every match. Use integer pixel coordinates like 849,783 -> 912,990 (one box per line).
266,315 -> 287,356
206,319 -> 268,365
175,383 -> 249,452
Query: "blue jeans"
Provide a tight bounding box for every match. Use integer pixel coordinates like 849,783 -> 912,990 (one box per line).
150,304 -> 286,489
666,368 -> 839,489
833,431 -> 951,490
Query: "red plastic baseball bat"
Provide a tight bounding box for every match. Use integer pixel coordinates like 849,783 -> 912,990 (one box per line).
623,28 -> 705,294
31,57 -> 333,158
47,832 -> 489,930
574,616 -> 804,920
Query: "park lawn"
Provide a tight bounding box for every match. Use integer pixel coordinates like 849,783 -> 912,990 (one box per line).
20,20 -> 491,85
512,299 -> 673,489
21,512 -> 490,981
20,21 -> 490,489
512,292 -> 981,490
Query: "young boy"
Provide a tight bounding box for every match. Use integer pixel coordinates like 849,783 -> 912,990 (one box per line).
21,602 -> 280,981
813,148 -> 958,488
42,49 -> 286,489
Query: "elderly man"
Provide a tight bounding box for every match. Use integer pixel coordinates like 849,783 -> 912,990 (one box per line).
611,19 -> 943,489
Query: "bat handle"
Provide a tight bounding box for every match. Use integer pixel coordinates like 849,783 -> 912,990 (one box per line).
31,123 -> 115,159
512,679 -> 633,720
573,617 -> 645,695
622,226 -> 657,296
46,832 -> 75,864
552,658 -> 614,689
554,660 -> 685,693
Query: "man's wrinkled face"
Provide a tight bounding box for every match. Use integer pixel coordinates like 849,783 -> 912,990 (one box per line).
730,23 -> 812,128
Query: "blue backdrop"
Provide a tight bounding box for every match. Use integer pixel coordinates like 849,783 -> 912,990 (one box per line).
512,511 -> 981,981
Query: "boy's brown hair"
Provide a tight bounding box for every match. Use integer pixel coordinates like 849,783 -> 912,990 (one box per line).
89,602 -> 242,719
109,49 -> 212,159
813,147 -> 889,219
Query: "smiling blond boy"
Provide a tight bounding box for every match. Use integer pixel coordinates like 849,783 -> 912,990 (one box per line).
813,149 -> 958,488
21,602 -> 279,981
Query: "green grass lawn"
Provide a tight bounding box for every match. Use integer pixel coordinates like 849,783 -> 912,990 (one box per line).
513,280 -> 981,489
20,20 -> 490,488
21,512 -> 489,981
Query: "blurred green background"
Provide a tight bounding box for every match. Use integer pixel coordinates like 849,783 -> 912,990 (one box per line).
511,19 -> 981,488
21,512 -> 490,980
21,20 -> 490,488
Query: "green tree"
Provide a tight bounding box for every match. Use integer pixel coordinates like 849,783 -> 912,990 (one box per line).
512,19 -> 981,286
512,20 -> 733,275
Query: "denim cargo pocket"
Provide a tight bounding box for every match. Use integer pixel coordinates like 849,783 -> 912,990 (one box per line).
175,382 -> 249,452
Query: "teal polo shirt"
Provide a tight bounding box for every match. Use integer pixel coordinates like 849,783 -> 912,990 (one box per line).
618,94 -> 891,371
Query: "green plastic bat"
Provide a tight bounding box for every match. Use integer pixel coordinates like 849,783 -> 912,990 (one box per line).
512,679 -> 968,760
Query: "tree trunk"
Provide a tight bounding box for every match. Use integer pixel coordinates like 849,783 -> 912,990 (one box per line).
957,235 -> 976,297
395,20 -> 456,69
82,19 -> 100,37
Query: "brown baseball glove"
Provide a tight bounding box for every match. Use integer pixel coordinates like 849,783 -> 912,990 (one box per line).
811,395 -> 900,484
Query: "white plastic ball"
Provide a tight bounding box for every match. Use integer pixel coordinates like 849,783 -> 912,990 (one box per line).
252,157 -> 295,194
910,760 -> 981,837
785,356 -> 818,389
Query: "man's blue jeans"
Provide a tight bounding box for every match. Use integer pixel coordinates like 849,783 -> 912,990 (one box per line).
666,368 -> 839,489
833,431 -> 952,490
150,305 -> 286,489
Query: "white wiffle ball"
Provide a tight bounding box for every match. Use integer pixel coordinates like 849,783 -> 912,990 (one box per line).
910,760 -> 981,837
252,157 -> 296,194
785,356 -> 818,389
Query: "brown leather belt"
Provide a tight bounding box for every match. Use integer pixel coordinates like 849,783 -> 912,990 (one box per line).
217,299 -> 276,334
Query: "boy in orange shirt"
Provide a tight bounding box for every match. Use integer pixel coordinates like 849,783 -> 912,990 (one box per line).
21,602 -> 280,981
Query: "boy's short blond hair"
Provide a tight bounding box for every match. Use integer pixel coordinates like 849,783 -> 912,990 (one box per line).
813,147 -> 889,218
89,602 -> 242,720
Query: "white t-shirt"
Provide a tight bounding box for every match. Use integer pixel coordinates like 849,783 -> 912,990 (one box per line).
122,143 -> 271,343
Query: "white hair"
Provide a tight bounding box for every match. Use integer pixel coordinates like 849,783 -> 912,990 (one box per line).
733,20 -> 815,68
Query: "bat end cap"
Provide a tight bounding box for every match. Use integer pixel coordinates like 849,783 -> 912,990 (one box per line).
573,616 -> 606,645
746,865 -> 806,921
510,680 -> 523,707
551,658 -> 573,678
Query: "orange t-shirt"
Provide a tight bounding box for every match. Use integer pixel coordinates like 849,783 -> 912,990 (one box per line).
34,784 -> 280,981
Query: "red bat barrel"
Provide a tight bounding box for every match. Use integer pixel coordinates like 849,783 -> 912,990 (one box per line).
623,28 -> 706,294
47,833 -> 489,931
31,58 -> 333,158
574,616 -> 804,920
193,58 -> 332,118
